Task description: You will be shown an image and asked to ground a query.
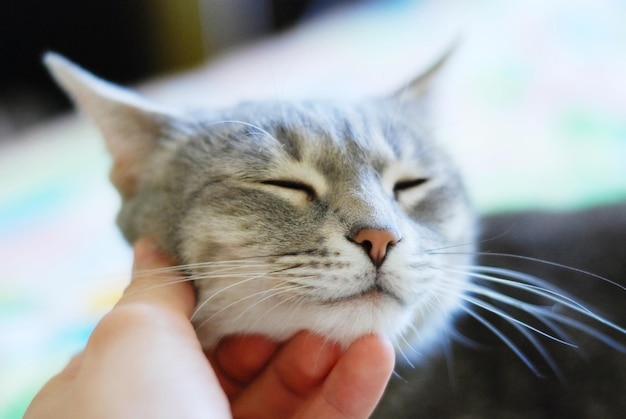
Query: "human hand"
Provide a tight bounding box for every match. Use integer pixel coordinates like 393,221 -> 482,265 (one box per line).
24,238 -> 395,419
212,331 -> 394,419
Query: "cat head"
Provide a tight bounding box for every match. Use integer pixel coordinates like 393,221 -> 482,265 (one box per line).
45,52 -> 476,357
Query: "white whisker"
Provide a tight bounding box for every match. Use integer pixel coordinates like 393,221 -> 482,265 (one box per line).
132,259 -> 287,281
463,266 -> 626,336
132,267 -> 292,297
397,332 -> 418,368
535,309 -> 626,352
432,251 -> 626,292
192,271 -> 282,320
194,283 -> 305,331
123,274 -> 196,298
461,305 -> 543,377
461,293 -> 576,347
427,260 -> 626,375
441,266 -> 593,318
206,119 -> 279,143
243,288 -> 311,335
232,279 -> 315,324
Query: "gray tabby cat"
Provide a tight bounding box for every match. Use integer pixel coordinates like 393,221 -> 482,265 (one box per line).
45,53 -> 626,417
45,52 -> 475,353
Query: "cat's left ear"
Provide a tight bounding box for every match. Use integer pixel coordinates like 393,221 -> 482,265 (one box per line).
44,53 -> 183,199
392,45 -> 455,101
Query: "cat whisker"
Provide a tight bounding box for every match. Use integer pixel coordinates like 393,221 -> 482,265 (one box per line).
444,326 -> 488,351
205,119 -> 280,143
460,305 -> 544,377
232,279 -> 316,324
424,241 -> 476,254
240,286 -> 314,336
533,308 -> 626,352
140,261 -> 289,283
132,258 -> 283,278
430,250 -> 626,292
397,333 -> 418,368
188,271 -> 288,281
460,288 -> 578,347
122,272 -> 197,298
459,266 -> 626,336
426,224 -> 522,255
194,283 -> 307,331
440,265 -> 590,319
125,268 -> 283,299
192,271 -> 293,320
462,265 -> 585,311
400,289 -> 444,357
421,257 -> 626,378
479,252 -> 626,292
464,294 -> 565,380
132,265 -> 190,278
440,333 -> 459,390
461,292 -> 576,363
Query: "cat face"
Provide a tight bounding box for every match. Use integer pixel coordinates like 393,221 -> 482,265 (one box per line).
45,53 -> 476,355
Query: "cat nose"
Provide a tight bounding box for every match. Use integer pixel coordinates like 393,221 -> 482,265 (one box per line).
351,228 -> 400,267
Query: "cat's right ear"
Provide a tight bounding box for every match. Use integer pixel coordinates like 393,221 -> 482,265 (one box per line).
44,52 -> 182,199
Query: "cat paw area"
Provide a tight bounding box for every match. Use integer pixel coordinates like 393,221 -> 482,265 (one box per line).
1,1 -> 625,418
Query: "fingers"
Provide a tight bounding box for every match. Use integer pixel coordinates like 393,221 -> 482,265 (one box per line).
269,332 -> 343,396
211,334 -> 279,398
298,334 -> 395,419
231,332 -> 343,419
117,237 -> 196,318
226,332 -> 394,419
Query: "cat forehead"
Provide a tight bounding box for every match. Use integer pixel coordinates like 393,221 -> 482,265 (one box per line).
197,99 -> 431,173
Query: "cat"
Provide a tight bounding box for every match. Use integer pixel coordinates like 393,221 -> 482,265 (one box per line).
45,53 -> 626,417
44,51 -> 477,353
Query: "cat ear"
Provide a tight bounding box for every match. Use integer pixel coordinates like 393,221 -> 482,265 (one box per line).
44,52 -> 180,198
393,44 -> 456,101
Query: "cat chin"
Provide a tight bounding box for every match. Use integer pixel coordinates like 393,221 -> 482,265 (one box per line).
194,295 -> 452,359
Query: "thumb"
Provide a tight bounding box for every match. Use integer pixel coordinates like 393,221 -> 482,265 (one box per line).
116,237 -> 196,318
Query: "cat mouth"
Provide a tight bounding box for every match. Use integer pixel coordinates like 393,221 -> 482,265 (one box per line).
322,284 -> 404,306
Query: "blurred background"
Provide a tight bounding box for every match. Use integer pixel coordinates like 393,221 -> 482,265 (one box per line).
0,0 -> 349,140
1,0 -> 625,417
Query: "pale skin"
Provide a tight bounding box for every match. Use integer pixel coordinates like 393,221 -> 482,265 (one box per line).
24,238 -> 395,419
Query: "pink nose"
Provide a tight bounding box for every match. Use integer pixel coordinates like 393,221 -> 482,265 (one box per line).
352,228 -> 399,267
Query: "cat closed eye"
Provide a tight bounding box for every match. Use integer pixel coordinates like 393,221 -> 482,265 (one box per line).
393,178 -> 429,196
260,179 -> 317,200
